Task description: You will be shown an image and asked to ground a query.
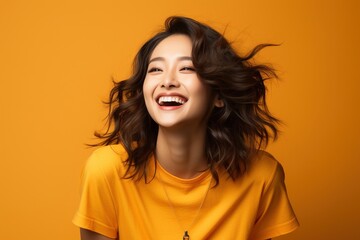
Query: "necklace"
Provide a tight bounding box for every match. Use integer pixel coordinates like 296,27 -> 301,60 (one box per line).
157,170 -> 212,240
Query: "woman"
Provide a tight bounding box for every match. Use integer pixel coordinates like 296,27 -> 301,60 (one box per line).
73,16 -> 299,240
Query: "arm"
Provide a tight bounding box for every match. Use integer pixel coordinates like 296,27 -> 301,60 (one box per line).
80,228 -> 116,240
74,151 -> 119,240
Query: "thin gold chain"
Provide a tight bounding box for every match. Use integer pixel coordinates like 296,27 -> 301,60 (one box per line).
157,170 -> 212,238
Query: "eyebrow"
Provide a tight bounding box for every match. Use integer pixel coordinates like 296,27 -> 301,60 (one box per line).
148,56 -> 192,63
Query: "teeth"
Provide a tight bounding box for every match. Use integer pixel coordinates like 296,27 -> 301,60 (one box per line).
158,96 -> 186,105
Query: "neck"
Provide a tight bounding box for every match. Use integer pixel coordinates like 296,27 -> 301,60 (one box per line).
155,126 -> 208,179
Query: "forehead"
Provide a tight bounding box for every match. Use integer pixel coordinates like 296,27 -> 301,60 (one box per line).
150,34 -> 193,58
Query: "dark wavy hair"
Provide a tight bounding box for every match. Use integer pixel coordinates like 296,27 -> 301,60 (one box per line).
94,16 -> 280,185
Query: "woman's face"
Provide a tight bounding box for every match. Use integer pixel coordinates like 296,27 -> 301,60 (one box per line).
143,34 -> 219,129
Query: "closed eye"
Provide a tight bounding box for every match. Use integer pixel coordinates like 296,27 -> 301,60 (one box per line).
180,66 -> 196,72
148,67 -> 163,73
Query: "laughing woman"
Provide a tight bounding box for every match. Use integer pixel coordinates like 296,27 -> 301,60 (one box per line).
73,16 -> 299,240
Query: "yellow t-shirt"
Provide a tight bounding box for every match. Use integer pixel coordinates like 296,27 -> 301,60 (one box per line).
73,145 -> 299,239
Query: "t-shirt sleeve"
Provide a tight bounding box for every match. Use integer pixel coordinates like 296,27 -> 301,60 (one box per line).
72,150 -> 118,239
250,161 -> 299,240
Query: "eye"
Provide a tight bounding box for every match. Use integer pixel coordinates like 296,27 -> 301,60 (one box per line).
180,66 -> 196,72
148,67 -> 163,73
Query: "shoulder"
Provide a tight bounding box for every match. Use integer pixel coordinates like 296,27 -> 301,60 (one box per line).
83,144 -> 128,177
90,144 -> 128,161
246,151 -> 285,186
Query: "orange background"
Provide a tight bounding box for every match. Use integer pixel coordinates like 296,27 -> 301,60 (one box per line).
1,0 -> 359,239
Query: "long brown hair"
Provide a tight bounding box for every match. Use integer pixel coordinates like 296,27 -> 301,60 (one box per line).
94,16 -> 280,185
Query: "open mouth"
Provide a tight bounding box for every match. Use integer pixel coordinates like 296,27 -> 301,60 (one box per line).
157,96 -> 187,106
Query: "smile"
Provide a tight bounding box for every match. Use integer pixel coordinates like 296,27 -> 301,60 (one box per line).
157,96 -> 187,106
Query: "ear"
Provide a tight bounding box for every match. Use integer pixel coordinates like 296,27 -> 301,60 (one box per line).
214,95 -> 224,108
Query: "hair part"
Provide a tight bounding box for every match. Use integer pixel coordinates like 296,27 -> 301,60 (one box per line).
93,16 -> 280,186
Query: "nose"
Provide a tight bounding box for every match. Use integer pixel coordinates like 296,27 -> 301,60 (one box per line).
161,70 -> 180,89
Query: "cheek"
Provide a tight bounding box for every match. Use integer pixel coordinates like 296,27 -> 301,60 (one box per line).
192,82 -> 212,101
142,78 -> 152,99
142,79 -> 156,114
